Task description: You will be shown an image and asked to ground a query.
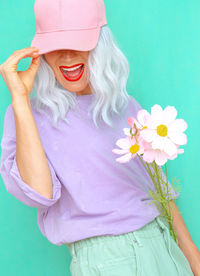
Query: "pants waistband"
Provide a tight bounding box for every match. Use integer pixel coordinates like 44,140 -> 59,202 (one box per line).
65,215 -> 167,257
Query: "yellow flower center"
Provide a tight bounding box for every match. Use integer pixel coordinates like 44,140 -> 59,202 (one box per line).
129,144 -> 140,154
141,126 -> 147,130
157,124 -> 168,137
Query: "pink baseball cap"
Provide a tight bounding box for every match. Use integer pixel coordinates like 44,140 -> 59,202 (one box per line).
31,0 -> 107,55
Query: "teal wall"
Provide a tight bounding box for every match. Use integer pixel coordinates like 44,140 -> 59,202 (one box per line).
0,0 -> 199,275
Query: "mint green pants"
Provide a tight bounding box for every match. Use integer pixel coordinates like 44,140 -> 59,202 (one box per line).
65,215 -> 194,275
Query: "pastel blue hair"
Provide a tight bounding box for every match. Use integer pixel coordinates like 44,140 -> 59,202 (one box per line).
32,25 -> 131,129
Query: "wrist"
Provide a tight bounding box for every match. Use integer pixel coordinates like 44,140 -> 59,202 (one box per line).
12,95 -> 31,109
12,96 -> 32,116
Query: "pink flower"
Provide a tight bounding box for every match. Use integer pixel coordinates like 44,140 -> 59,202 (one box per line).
123,111 -> 149,138
139,105 -> 187,157
113,104 -> 187,166
142,139 -> 184,166
112,136 -> 144,163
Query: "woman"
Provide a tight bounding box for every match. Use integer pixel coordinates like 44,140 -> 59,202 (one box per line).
0,0 -> 199,275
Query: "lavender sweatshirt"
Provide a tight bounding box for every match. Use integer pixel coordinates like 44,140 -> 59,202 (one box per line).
0,94 -> 179,245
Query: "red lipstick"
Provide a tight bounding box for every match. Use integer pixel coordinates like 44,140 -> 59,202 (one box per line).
59,63 -> 84,82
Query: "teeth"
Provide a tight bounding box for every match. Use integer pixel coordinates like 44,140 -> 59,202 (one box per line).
62,64 -> 83,72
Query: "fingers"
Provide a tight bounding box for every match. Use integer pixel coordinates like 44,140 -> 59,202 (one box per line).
27,55 -> 41,77
3,47 -> 40,70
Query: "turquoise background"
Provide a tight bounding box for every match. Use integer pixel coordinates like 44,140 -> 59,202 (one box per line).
0,0 -> 199,275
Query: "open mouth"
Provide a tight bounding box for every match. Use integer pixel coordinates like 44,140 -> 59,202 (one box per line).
59,63 -> 84,82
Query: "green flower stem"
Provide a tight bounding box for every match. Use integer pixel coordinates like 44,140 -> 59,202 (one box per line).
164,163 -> 168,183
137,155 -> 159,191
137,154 -> 179,245
153,162 -> 178,243
153,162 -> 164,197
146,162 -> 159,191
163,163 -> 178,244
164,163 -> 170,200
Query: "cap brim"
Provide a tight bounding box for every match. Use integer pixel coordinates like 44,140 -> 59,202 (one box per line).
31,27 -> 101,55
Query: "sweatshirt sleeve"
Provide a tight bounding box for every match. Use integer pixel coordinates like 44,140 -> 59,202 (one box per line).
0,104 -> 62,209
130,95 -> 180,200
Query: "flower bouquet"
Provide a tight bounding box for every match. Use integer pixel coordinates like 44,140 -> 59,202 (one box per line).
112,104 -> 187,245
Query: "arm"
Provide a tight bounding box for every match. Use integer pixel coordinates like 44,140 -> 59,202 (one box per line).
0,98 -> 61,208
13,96 -> 53,199
0,47 -> 61,208
169,199 -> 200,275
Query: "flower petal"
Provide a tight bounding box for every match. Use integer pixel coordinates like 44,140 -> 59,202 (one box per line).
127,117 -> 135,127
155,151 -> 168,166
127,135 -> 137,144
137,109 -> 151,126
152,135 -> 165,150
167,147 -> 183,160
146,116 -> 161,129
140,129 -> 157,143
168,119 -> 188,133
143,150 -> 156,163
123,128 -> 131,136
116,153 -> 132,163
112,148 -> 129,155
150,104 -> 164,125
167,152 -> 177,160
168,132 -> 187,145
163,137 -> 178,156
162,106 -> 177,125
116,138 -> 130,149
137,143 -> 145,155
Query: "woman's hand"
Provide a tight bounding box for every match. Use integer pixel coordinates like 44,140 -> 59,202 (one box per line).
0,47 -> 40,101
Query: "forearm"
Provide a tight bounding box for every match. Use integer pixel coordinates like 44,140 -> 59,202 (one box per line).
169,200 -> 200,274
12,96 -> 53,199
